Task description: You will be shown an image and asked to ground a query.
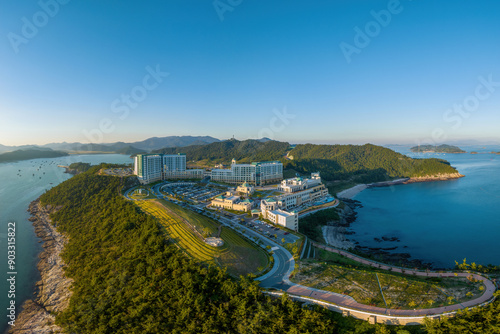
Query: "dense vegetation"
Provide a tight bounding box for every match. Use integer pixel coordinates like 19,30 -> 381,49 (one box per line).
153,138 -> 290,163
40,166 -> 412,333
423,294 -> 500,334
287,144 -> 459,181
410,144 -> 466,153
67,162 -> 92,173
0,148 -> 68,163
153,140 -> 460,184
115,145 -> 146,155
299,208 -> 339,243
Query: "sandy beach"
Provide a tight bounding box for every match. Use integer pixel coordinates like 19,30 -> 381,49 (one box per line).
336,178 -> 411,199
336,184 -> 368,199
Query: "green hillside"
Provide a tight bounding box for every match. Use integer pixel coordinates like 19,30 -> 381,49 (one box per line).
287,144 -> 459,181
0,148 -> 68,163
153,138 -> 290,163
37,166 -> 398,333
152,140 -> 460,184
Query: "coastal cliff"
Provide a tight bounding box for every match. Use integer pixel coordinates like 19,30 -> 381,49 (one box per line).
10,200 -> 72,334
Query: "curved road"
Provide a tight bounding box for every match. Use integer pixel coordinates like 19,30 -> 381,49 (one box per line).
128,184 -> 497,322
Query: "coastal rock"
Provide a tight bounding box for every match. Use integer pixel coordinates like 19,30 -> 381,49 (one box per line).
10,200 -> 72,334
405,172 -> 465,183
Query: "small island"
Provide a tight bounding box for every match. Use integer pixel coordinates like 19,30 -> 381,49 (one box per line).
410,144 -> 466,154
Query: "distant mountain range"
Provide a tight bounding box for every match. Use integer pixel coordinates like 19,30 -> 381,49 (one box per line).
0,136 -> 222,154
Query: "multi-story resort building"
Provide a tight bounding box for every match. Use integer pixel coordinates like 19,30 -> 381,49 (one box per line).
260,172 -> 330,231
275,172 -> 329,210
211,159 -> 283,186
134,153 -> 204,184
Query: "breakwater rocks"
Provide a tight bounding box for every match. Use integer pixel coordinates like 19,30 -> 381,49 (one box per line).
10,200 -> 72,334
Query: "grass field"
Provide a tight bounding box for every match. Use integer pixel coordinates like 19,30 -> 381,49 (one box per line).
291,249 -> 485,310
135,199 -> 269,277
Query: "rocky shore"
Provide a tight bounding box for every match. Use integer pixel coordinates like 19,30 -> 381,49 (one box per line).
9,200 -> 72,334
404,172 -> 464,183
333,198 -> 434,269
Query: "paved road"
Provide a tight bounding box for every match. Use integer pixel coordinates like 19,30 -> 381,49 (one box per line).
127,183 -> 497,319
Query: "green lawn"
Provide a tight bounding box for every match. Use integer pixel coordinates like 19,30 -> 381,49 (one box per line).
142,199 -> 270,277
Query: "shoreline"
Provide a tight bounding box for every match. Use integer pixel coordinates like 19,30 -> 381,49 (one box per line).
9,200 -> 72,334
332,174 -> 466,268
336,173 -> 464,199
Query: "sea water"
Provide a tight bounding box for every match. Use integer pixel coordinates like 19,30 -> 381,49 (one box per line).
0,154 -> 132,333
350,146 -> 500,269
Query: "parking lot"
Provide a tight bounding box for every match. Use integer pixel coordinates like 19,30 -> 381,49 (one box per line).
161,183 -> 224,203
102,167 -> 134,177
237,218 -> 300,244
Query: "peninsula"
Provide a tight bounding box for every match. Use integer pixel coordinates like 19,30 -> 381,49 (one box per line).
0,148 -> 68,163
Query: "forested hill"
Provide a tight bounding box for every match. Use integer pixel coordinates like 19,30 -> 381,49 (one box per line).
152,139 -> 460,182
0,148 -> 68,163
410,144 -> 466,153
153,139 -> 290,163
286,144 -> 460,181
36,166 -> 392,333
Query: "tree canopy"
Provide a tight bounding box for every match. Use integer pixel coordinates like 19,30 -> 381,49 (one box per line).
40,166 -> 408,333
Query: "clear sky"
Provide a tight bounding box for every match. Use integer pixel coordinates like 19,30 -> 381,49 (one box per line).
0,0 -> 499,146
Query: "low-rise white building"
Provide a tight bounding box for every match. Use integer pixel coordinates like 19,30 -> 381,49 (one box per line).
211,192 -> 253,212
267,209 -> 298,231
236,182 -> 255,195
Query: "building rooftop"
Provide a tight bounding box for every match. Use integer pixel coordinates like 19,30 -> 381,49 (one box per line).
271,209 -> 296,217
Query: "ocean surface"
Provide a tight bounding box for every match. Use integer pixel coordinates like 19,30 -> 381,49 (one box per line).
0,154 -> 132,333
350,145 -> 500,269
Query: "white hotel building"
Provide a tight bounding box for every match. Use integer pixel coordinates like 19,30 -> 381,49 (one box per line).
276,172 -> 329,210
260,198 -> 298,231
211,159 -> 283,186
134,154 -> 204,184
260,172 -> 330,231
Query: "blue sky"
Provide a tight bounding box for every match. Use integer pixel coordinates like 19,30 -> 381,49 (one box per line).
0,0 -> 499,146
